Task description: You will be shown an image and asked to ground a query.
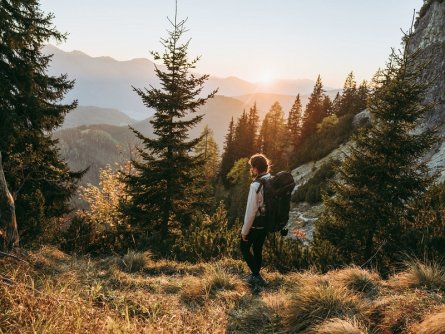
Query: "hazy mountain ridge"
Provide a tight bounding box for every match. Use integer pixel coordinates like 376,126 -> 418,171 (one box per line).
61,106 -> 136,129
44,45 -> 323,121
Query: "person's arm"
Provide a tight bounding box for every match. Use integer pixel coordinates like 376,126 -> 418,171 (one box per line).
241,182 -> 259,239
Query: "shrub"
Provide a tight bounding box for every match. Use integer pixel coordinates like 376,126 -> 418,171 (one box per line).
121,251 -> 148,273
173,202 -> 239,261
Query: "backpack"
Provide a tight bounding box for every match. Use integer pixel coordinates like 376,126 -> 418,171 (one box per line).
255,171 -> 296,233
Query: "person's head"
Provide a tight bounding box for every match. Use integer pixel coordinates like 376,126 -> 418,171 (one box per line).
249,153 -> 271,177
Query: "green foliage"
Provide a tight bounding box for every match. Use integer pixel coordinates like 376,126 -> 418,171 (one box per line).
258,102 -> 289,171
300,75 -> 330,140
0,0 -> 84,246
400,183 -> 445,262
293,114 -> 354,166
174,202 -> 239,261
314,38 -> 438,272
292,160 -> 338,204
292,73 -> 368,168
195,125 -> 220,181
220,104 -> 260,184
262,234 -> 310,272
121,13 -> 216,251
226,158 -> 251,223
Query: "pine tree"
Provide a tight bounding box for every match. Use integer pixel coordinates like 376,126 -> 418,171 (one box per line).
0,0 -> 83,248
258,101 -> 288,171
195,125 -> 220,181
356,80 -> 370,112
219,117 -> 236,183
122,9 -> 216,248
246,103 -> 260,154
287,94 -> 303,152
232,110 -> 250,159
314,38 -> 438,271
301,75 -> 328,139
337,72 -> 358,116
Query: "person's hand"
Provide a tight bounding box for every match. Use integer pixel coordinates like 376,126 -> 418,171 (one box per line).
241,234 -> 248,242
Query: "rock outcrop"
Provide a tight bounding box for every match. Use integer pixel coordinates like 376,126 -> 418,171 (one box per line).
411,0 -> 445,178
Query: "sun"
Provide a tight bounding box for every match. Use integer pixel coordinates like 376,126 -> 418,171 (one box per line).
257,71 -> 275,86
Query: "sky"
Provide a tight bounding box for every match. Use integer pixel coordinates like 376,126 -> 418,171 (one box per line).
40,0 -> 423,88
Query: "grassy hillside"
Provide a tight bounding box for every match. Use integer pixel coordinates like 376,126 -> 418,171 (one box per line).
2,247 -> 445,333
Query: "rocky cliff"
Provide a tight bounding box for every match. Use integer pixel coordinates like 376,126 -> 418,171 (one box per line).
411,0 -> 445,178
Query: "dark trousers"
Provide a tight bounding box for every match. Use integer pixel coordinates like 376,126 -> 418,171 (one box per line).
240,228 -> 268,276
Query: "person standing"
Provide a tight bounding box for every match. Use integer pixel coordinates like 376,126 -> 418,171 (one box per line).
240,153 -> 271,286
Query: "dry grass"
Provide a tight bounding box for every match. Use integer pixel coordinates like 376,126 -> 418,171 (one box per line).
2,248 -> 445,333
313,318 -> 369,334
391,259 -> 445,292
282,281 -> 366,333
332,266 -> 381,299
120,251 -> 148,273
410,306 -> 445,334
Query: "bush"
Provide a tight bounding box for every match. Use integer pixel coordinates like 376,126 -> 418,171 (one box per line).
293,114 -> 354,167
173,202 -> 239,261
121,251 -> 148,273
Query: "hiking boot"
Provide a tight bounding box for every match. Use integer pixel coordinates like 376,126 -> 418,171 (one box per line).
253,274 -> 267,287
244,274 -> 267,287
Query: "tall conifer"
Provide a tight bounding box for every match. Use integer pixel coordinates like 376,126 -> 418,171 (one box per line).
122,8 -> 216,247
314,39 -> 438,270
0,0 -> 83,247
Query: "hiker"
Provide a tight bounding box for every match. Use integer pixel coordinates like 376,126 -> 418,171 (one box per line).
240,153 -> 271,286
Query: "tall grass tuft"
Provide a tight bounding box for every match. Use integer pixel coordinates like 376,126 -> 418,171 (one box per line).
226,296 -> 281,334
411,306 -> 445,334
398,259 -> 445,291
313,318 -> 369,334
180,264 -> 241,306
283,282 -> 365,333
334,266 -> 380,298
121,251 -> 148,273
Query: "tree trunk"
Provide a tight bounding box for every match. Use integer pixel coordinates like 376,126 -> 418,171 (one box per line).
0,152 -> 19,250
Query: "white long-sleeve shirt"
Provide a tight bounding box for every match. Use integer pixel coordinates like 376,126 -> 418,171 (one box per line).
241,173 -> 271,236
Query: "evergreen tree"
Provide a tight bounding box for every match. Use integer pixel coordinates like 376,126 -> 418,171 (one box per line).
301,75 -> 329,139
337,72 -> 357,116
195,125 -> 220,181
232,110 -> 250,159
356,80 -> 370,112
246,103 -> 260,154
0,0 -> 83,247
314,39 -> 438,271
122,10 -> 216,248
287,94 -> 303,152
219,117 -> 236,183
258,102 -> 288,171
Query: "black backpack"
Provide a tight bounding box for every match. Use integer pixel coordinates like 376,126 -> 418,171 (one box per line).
256,171 -> 296,233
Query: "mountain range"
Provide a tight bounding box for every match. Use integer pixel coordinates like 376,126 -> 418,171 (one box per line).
45,44 -> 344,188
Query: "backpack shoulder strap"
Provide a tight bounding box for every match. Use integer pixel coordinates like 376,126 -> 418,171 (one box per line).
254,178 -> 265,194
